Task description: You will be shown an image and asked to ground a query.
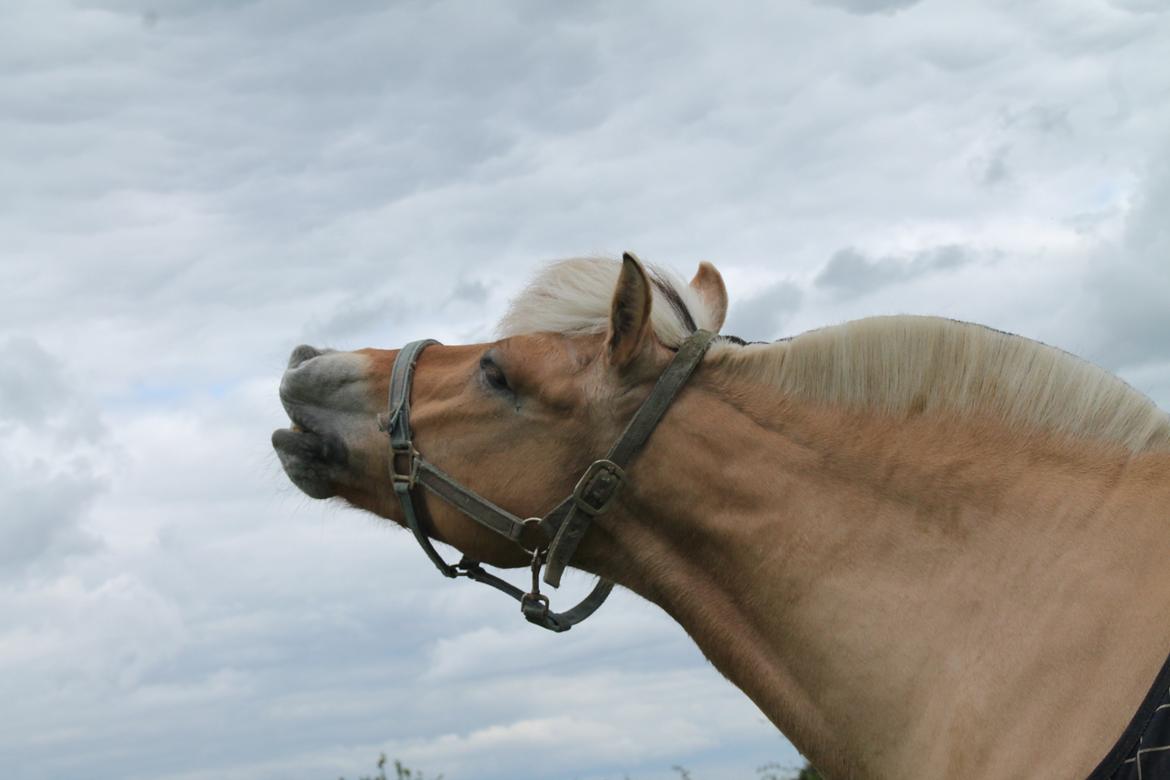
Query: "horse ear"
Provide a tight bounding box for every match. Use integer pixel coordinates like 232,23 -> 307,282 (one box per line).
607,252 -> 654,368
690,261 -> 728,332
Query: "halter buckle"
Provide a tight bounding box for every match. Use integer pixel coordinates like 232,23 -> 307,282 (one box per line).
390,442 -> 419,490
572,459 -> 626,515
520,592 -> 551,622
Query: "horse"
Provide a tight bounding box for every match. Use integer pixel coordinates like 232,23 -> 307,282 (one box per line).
273,253 -> 1170,779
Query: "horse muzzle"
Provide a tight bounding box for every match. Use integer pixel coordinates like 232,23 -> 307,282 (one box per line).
273,345 -> 370,500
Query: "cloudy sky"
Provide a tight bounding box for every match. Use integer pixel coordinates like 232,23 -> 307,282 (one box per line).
3,1 -> 1169,778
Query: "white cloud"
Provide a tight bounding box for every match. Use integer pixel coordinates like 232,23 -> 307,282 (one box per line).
2,0 -> 1170,778
0,338 -> 108,577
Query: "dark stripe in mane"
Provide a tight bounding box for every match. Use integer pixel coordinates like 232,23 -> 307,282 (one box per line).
649,270 -> 697,335
718,334 -> 769,346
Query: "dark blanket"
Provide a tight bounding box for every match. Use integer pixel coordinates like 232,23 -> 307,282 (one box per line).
1089,654 -> 1170,779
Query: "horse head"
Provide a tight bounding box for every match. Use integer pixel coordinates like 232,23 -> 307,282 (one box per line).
272,253 -> 728,573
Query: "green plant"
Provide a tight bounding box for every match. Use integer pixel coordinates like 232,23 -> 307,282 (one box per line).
339,753 -> 443,780
340,753 -> 822,779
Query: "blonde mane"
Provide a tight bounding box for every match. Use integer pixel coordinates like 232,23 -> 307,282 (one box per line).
498,257 -> 718,345
711,317 -> 1170,453
500,258 -> 1170,453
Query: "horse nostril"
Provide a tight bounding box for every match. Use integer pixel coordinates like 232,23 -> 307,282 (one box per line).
288,344 -> 322,369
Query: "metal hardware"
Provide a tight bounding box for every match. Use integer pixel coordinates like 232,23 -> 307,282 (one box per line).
572,459 -> 626,515
519,546 -> 553,624
518,517 -> 543,555
389,443 -> 419,490
528,546 -> 544,595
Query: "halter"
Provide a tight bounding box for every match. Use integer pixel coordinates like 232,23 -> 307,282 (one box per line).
382,329 -> 716,632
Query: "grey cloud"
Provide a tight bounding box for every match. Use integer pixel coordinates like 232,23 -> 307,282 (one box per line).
300,294 -> 402,347
815,245 -> 975,298
0,337 -> 105,443
450,277 -> 491,306
296,277 -> 492,348
813,0 -> 922,15
1085,160 -> 1170,370
0,339 -> 106,575
977,144 -> 1013,187
0,337 -> 72,427
724,282 -> 803,341
1109,0 -> 1167,14
0,457 -> 102,576
1003,104 -> 1073,135
1065,208 -> 1120,236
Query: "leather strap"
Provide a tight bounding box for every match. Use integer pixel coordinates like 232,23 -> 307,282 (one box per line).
416,460 -> 528,542
387,339 -> 458,577
456,556 -> 615,633
543,329 -> 716,586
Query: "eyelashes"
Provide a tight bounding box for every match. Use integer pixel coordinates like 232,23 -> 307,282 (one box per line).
480,354 -> 512,394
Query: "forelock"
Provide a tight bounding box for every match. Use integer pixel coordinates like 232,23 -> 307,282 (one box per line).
497,257 -> 717,346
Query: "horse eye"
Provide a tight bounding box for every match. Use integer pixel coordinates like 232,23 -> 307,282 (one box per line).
480,355 -> 511,393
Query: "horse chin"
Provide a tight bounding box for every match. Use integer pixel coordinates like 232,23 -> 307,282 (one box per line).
271,427 -> 339,499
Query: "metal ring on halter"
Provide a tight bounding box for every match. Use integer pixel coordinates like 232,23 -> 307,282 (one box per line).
518,517 -> 545,556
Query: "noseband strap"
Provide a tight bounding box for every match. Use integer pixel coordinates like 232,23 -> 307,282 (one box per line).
385,329 -> 715,632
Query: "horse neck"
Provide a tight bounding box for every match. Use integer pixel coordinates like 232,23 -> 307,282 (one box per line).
581,371 -> 1170,779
